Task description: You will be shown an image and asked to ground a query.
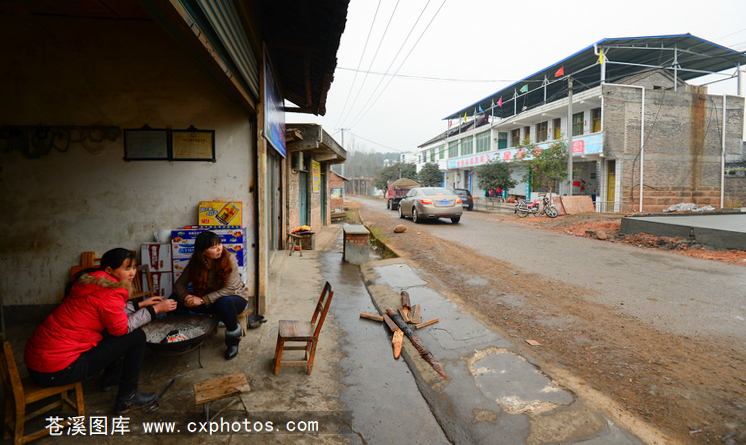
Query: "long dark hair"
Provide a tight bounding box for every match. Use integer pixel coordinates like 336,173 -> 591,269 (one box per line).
65,248 -> 137,296
188,231 -> 231,296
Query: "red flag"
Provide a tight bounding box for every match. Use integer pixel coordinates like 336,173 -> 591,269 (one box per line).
448,120 -> 452,128
554,66 -> 564,77
497,97 -> 503,107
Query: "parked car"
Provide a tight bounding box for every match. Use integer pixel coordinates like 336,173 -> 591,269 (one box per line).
398,187 -> 463,224
452,188 -> 473,211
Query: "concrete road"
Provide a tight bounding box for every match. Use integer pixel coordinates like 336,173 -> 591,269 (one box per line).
354,196 -> 746,347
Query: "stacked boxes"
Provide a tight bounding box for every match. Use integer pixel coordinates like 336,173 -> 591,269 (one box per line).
140,243 -> 173,297
171,227 -> 247,284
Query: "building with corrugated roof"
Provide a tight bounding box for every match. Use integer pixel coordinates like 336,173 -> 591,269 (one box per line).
416,34 -> 746,212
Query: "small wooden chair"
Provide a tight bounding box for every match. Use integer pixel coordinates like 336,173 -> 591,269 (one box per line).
0,342 -> 85,445
273,281 -> 333,375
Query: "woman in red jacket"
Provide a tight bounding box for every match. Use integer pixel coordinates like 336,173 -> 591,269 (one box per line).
24,248 -> 176,414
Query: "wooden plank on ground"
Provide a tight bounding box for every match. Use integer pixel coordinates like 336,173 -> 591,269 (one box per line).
410,304 -> 421,324
382,314 -> 398,332
398,307 -> 410,323
359,311 -> 383,322
415,318 -> 439,329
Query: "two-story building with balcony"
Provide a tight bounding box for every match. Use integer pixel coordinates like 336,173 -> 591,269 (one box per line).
416,34 -> 746,212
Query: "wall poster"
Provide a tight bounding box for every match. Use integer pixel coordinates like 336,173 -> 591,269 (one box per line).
312,160 -> 320,193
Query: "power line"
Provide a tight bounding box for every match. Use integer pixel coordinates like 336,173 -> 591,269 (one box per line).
345,0 -> 448,131
334,0 -> 382,129
336,0 -> 402,129
335,66 -> 517,83
347,131 -> 407,152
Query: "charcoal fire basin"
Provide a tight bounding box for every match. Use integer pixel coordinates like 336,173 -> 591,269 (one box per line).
141,314 -> 217,355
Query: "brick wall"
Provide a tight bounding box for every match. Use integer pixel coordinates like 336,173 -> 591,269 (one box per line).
603,82 -> 744,212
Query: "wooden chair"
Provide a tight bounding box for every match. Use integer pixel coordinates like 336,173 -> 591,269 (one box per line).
0,341 -> 84,444
131,264 -> 154,301
273,281 -> 333,375
70,251 -> 99,279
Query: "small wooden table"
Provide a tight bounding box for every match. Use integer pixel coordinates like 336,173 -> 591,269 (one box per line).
194,373 -> 251,421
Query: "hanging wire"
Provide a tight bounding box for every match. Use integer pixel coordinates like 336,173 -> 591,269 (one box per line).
343,0 -> 448,131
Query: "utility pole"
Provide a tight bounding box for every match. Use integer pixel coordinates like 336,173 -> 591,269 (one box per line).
566,77 -> 574,196
339,128 -> 346,178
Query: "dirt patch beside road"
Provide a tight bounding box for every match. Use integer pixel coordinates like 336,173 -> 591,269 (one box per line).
351,200 -> 746,445
498,212 -> 746,265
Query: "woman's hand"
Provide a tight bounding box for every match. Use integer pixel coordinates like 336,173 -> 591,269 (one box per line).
184,294 -> 205,308
140,296 -> 163,308
153,298 -> 178,314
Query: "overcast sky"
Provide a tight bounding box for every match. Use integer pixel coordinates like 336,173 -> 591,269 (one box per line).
286,0 -> 746,155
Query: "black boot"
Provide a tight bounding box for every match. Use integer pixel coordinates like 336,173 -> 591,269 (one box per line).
115,391 -> 158,414
224,326 -> 242,360
101,358 -> 123,392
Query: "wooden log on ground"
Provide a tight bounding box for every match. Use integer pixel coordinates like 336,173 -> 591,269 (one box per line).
386,308 -> 448,379
401,290 -> 411,308
359,311 -> 383,322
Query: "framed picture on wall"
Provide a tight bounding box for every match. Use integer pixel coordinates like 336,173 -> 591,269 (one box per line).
172,127 -> 215,161
123,128 -> 169,160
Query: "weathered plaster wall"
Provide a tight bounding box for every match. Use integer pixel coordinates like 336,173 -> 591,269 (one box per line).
0,14 -> 256,305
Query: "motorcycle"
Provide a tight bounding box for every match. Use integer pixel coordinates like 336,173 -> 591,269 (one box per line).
515,195 -> 558,218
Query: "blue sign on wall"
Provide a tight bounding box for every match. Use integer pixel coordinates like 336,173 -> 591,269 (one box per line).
263,46 -> 286,158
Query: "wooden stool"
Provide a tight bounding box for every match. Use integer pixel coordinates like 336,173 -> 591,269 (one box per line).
194,373 -> 250,422
237,308 -> 250,334
212,308 -> 251,336
286,233 -> 303,256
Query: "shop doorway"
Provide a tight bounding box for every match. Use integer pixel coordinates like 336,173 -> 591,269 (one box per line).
607,160 -> 616,203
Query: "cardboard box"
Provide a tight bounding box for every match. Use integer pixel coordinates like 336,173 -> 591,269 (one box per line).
172,258 -> 190,282
171,228 -> 244,245
199,201 -> 242,227
140,243 -> 172,272
172,243 -> 245,266
173,263 -> 248,286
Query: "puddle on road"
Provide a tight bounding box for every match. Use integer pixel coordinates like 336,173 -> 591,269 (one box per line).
468,347 -> 574,414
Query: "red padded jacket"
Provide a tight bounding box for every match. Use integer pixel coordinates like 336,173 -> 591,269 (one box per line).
24,270 -> 131,373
